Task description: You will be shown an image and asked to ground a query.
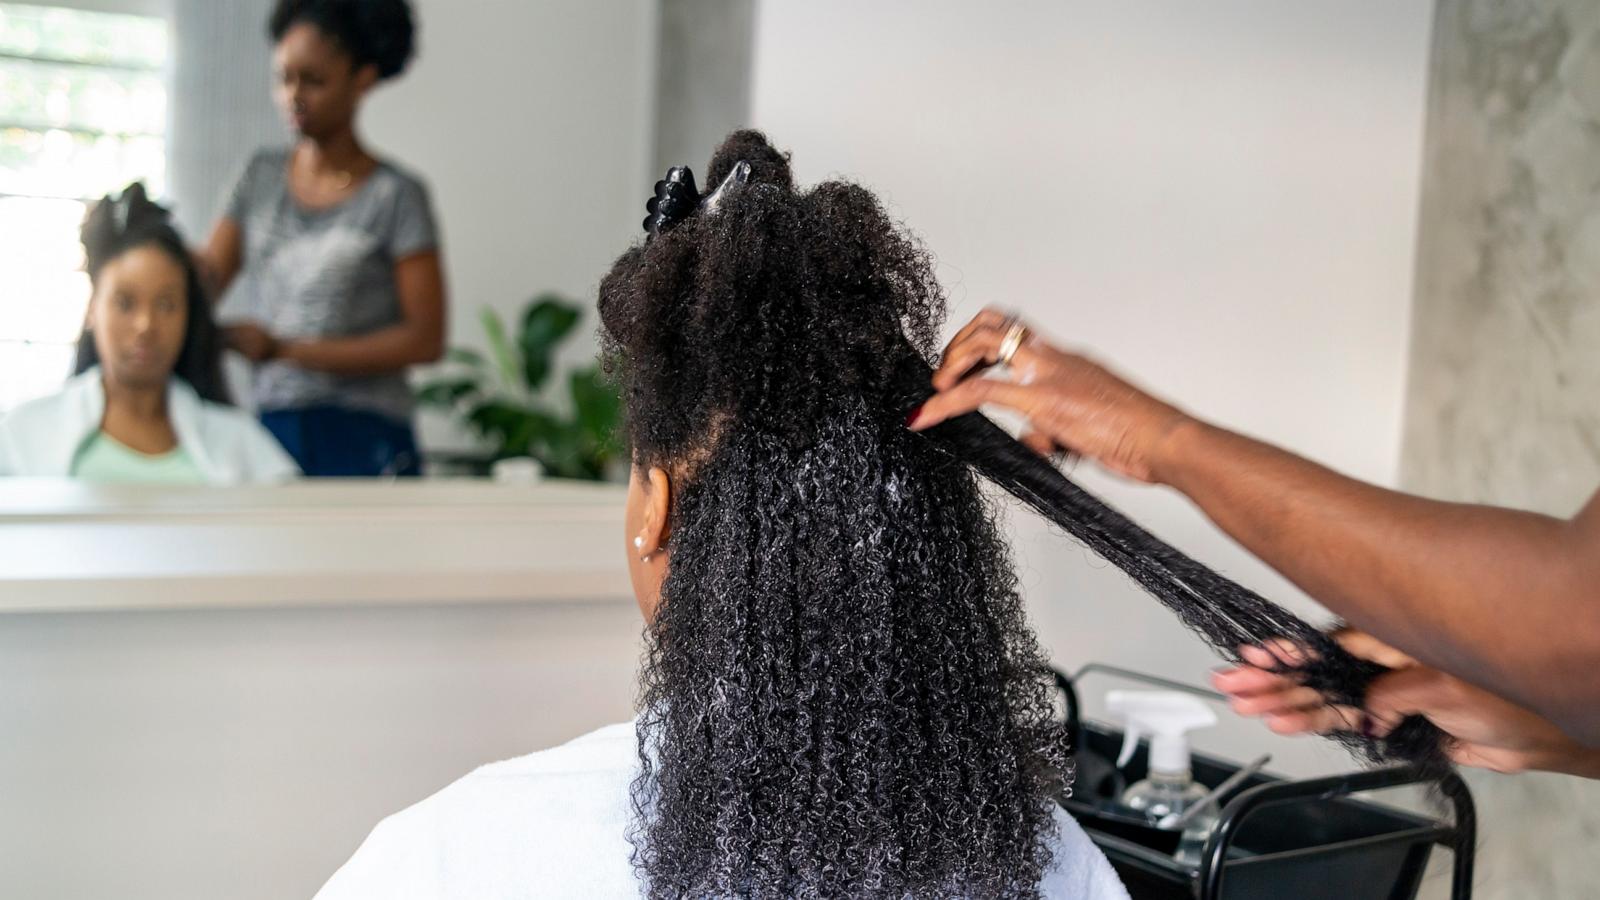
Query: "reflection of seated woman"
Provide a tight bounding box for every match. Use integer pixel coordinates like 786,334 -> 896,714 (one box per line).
315,133 -> 1126,898
0,186 -> 298,484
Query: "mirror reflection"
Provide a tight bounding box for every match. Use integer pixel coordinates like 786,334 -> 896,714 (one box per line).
1,0 -> 644,485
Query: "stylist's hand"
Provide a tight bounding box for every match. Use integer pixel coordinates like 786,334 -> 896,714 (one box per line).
1214,630 -> 1600,776
908,308 -> 1192,482
225,323 -> 279,363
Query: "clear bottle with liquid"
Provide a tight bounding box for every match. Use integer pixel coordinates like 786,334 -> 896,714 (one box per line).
1108,690 -> 1220,867
1122,767 -> 1208,821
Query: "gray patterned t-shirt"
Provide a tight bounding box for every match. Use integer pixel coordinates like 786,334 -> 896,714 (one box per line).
218,148 -> 439,422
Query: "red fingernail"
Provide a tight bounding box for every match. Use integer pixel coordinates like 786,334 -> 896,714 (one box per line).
904,403 -> 926,428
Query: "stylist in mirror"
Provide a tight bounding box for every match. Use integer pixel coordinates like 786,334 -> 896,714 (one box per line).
198,0 -> 446,477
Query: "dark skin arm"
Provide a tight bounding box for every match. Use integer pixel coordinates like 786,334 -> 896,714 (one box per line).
227,250 -> 447,376
911,308 -> 1600,744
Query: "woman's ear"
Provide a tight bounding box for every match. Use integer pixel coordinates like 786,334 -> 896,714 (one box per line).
354,63 -> 380,96
639,466 -> 673,556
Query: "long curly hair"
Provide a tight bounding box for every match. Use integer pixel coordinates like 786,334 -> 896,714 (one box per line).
600,131 -> 1071,897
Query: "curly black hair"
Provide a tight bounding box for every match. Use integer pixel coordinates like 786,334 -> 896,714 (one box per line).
75,184 -> 230,404
268,0 -> 416,80
601,131 -> 1071,897
601,129 -> 1453,896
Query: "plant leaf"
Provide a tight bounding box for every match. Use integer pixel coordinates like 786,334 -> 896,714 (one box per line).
467,401 -> 566,463
480,308 -> 521,390
519,296 -> 581,390
570,366 -> 622,451
446,346 -> 490,371
415,377 -> 479,408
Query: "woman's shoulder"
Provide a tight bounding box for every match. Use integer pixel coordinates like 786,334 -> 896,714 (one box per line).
0,370 -> 99,437
409,719 -> 639,818
1040,803 -> 1130,899
1,386 -> 74,430
373,155 -> 428,190
175,389 -> 300,481
189,399 -> 270,441
369,157 -> 434,210
313,721 -> 641,899
238,147 -> 291,182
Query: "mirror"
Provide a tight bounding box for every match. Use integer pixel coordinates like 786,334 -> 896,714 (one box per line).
0,0 -> 747,486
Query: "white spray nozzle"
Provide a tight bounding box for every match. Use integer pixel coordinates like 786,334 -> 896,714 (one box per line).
1107,690 -> 1217,775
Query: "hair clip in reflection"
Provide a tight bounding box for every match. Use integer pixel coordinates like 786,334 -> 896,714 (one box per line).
641,160 -> 751,238
112,191 -> 132,235
109,182 -> 150,236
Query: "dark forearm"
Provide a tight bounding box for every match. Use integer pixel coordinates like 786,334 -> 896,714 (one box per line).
1557,748 -> 1600,779
279,324 -> 443,377
1156,420 -> 1600,741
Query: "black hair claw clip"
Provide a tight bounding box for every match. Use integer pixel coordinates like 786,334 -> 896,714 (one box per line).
642,161 -> 752,238
643,166 -> 702,237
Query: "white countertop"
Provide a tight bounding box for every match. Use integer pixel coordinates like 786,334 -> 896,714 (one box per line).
0,478 -> 633,613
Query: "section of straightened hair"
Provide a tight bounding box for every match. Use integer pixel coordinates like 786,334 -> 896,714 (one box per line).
902,387 -> 1449,772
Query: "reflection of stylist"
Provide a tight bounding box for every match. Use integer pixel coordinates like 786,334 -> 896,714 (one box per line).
199,0 -> 445,477
910,310 -> 1600,764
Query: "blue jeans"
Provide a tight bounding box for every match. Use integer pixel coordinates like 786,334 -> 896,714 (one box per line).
261,406 -> 422,477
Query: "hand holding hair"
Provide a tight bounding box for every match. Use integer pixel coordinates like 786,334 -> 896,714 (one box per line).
225,322 -> 280,363
1216,630 -> 1600,777
921,311 -> 1600,750
908,308 -> 1192,483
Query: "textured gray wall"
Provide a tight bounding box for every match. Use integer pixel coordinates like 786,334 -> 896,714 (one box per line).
166,0 -> 282,240
651,0 -> 755,176
1403,0 -> 1600,514
1402,1 -> 1600,896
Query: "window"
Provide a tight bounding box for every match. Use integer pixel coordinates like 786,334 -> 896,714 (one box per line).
0,2 -> 167,411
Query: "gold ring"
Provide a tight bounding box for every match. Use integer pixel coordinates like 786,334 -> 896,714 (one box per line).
997,318 -> 1029,368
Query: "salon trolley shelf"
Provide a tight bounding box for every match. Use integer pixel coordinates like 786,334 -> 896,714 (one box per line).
1056,663 -> 1476,900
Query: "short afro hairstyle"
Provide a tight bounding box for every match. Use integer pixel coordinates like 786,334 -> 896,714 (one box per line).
269,0 -> 416,80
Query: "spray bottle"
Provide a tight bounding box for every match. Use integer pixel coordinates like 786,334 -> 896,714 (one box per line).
1107,690 -> 1219,865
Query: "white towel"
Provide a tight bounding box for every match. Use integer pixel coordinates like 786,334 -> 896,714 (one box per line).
314,720 -> 1130,899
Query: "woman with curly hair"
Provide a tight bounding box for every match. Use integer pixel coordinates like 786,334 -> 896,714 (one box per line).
314,131 -> 1128,898
0,184 -> 296,483
199,0 -> 446,477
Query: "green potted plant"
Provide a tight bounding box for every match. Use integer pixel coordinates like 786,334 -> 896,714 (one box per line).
417,293 -> 622,481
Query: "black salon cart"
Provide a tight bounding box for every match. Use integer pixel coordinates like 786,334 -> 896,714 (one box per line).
1056,663 -> 1476,900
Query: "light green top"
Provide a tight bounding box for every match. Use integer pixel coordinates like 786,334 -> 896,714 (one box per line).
70,431 -> 207,485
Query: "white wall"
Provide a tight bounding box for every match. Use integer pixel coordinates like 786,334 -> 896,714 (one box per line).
360,0 -> 657,449
753,0 -> 1434,775
0,483 -> 643,900
0,600 -> 641,900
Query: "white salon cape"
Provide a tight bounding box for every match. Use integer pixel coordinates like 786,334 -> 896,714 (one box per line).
314,720 -> 1131,900
0,367 -> 298,483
